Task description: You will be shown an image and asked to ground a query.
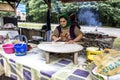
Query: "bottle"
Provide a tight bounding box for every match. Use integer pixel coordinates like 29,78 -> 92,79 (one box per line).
6,34 -> 9,40
5,34 -> 10,43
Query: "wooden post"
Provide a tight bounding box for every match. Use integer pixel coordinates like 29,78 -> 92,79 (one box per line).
45,52 -> 50,64
73,52 -> 78,65
46,0 -> 51,31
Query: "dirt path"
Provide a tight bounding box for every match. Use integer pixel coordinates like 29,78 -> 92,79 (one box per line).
81,26 -> 120,38
51,24 -> 120,38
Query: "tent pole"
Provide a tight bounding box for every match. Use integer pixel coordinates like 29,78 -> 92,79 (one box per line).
46,0 -> 51,31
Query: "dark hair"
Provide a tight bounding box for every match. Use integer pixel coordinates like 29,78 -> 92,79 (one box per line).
59,16 -> 68,21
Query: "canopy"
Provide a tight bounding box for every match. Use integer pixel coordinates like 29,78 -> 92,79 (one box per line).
0,0 -> 21,12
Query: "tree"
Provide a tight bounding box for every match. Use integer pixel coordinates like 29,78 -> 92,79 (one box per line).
8,0 -> 119,27
0,12 -> 14,17
51,1 -> 79,23
99,0 -> 120,27
28,0 -> 47,23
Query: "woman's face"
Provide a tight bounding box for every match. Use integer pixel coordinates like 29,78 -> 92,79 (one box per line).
60,18 -> 67,27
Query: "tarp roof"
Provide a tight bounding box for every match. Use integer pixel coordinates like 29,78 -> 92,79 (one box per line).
0,0 -> 21,12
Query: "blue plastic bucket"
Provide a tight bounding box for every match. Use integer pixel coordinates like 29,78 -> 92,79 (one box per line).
14,43 -> 27,53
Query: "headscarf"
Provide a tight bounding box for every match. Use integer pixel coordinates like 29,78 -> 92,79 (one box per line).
58,13 -> 71,29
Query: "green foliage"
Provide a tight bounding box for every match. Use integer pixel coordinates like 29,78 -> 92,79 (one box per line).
99,0 -> 120,27
0,11 -> 14,17
27,0 -> 120,27
28,0 -> 47,22
51,1 -> 80,23
0,0 -> 119,27
52,1 -> 79,14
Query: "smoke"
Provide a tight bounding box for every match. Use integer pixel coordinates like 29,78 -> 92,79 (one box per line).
77,3 -> 102,27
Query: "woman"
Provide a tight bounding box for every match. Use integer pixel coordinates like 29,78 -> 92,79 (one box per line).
51,13 -> 83,43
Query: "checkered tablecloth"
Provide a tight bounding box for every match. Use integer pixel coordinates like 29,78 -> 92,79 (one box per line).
0,47 -> 92,80
0,54 -> 4,76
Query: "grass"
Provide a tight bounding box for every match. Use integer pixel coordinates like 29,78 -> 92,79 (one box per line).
18,22 -> 56,30
18,22 -> 42,29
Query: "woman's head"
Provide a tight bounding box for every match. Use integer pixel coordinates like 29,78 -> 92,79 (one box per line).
58,14 -> 70,28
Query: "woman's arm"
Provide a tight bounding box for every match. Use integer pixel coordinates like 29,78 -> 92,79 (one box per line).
51,28 -> 60,41
68,26 -> 83,43
68,34 -> 83,43
73,33 -> 83,42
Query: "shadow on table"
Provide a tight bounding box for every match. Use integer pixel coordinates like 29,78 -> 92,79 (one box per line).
0,74 -> 14,80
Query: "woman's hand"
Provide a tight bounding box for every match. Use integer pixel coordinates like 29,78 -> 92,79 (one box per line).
68,40 -> 75,44
52,36 -> 61,42
54,37 -> 61,42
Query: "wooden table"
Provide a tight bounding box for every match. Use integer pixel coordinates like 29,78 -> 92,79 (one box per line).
38,42 -> 83,65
